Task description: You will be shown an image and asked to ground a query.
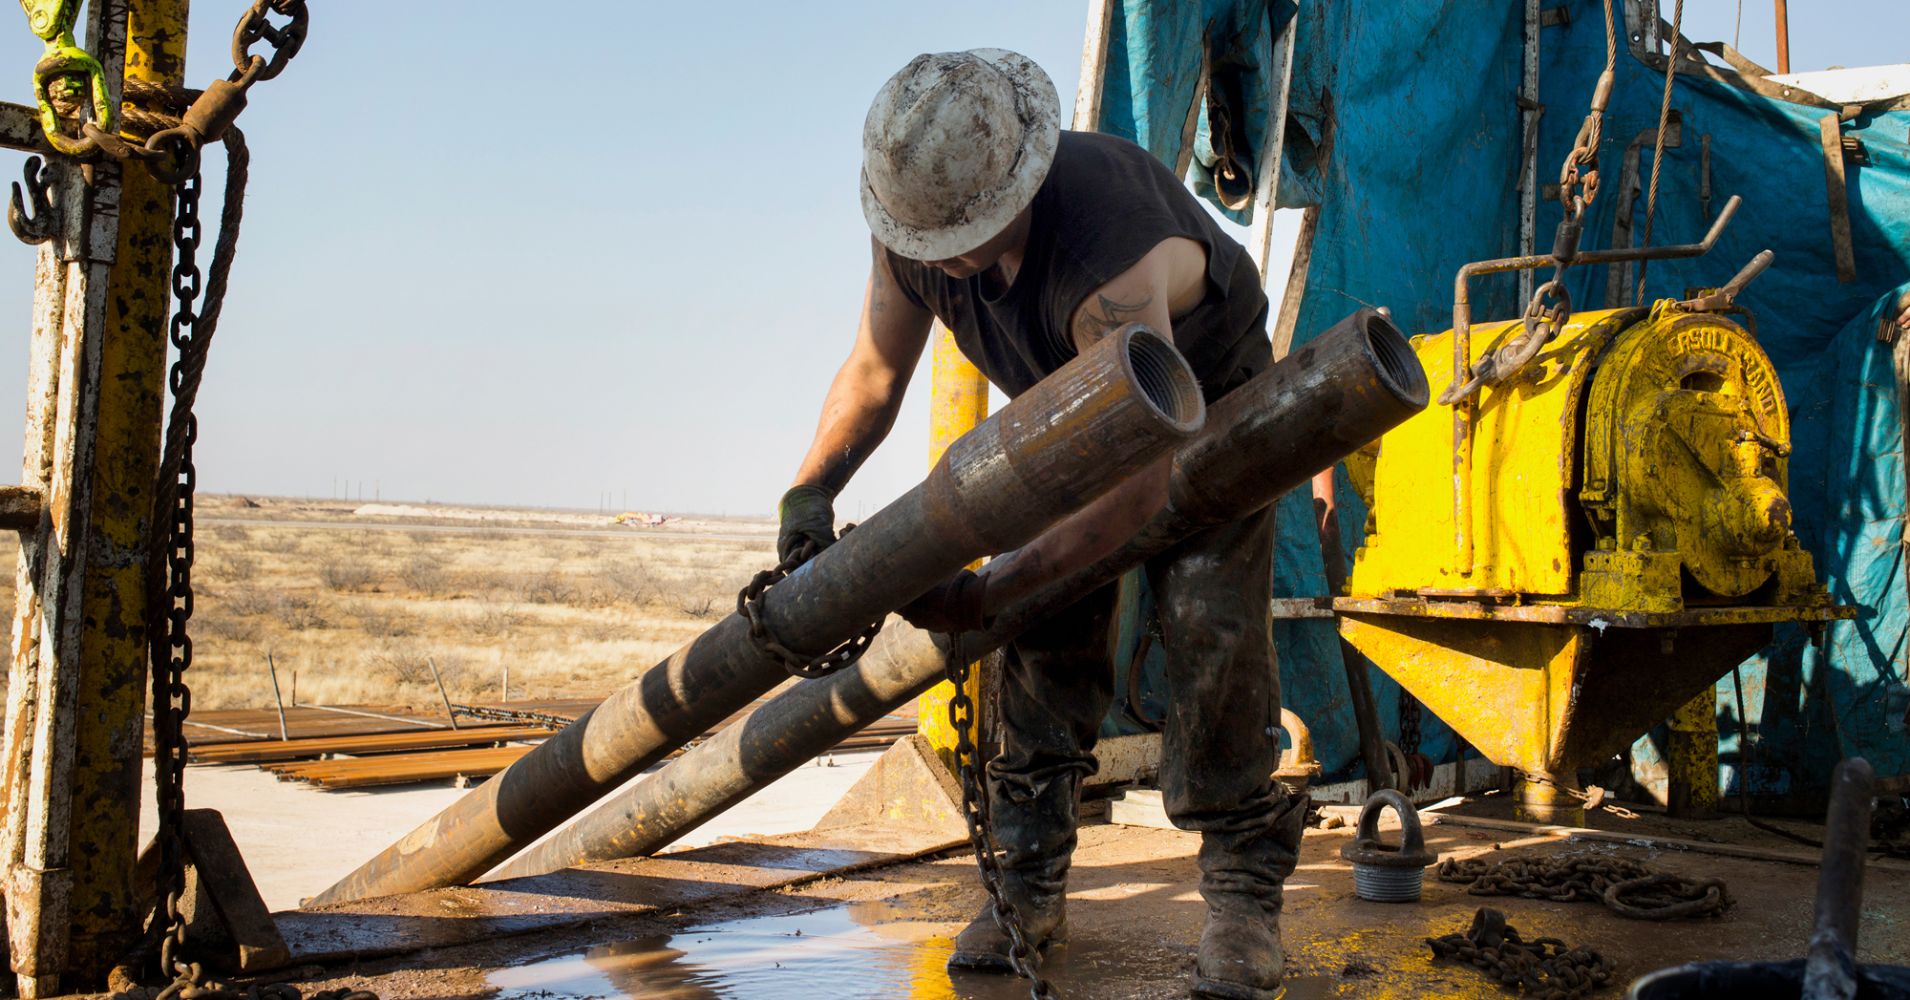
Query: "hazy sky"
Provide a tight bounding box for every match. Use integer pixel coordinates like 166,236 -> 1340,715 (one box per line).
0,2 -> 1894,517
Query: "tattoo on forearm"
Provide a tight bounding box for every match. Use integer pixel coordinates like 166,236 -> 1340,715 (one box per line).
1075,291 -> 1153,346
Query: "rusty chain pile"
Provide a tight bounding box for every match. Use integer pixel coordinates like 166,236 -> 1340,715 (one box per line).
1428,907 -> 1617,999
945,634 -> 1060,1000
1436,853 -> 1731,921
735,525 -> 884,678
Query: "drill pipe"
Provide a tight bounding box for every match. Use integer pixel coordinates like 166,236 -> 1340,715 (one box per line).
313,325 -> 1205,905
493,308 -> 1426,878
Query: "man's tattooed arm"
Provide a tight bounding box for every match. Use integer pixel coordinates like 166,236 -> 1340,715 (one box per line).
1071,290 -> 1154,349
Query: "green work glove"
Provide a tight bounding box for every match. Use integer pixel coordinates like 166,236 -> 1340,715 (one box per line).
777,484 -> 838,565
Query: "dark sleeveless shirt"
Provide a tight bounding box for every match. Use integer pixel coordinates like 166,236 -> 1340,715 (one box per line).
886,131 -> 1271,402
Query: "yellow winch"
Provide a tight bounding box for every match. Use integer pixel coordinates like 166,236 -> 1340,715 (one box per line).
1335,294 -> 1848,822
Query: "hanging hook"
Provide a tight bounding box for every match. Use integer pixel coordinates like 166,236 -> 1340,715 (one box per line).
9,156 -> 56,244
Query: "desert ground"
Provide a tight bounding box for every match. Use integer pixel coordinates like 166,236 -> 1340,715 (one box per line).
0,494 -> 780,711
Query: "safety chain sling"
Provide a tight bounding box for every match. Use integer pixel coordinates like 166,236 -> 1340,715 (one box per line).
944,634 -> 1060,1000
736,526 -> 884,679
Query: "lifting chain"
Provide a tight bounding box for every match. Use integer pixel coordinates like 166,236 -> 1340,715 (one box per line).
944,634 -> 1060,1000
1439,0 -> 1615,405
134,128 -> 376,1000
147,157 -> 203,1000
16,0 -> 306,179
735,525 -> 884,679
1436,852 -> 1731,920
1428,907 -> 1616,1000
121,39 -> 367,1000
1394,692 -> 1432,792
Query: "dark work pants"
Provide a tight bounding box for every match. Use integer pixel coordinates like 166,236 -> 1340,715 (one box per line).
986,504 -> 1302,912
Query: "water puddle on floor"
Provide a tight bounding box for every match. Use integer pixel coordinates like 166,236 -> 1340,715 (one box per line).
487,900 -> 1337,999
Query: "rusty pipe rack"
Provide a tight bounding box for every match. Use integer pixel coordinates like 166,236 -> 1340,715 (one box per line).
494,308 -> 1428,878
311,324 -> 1205,905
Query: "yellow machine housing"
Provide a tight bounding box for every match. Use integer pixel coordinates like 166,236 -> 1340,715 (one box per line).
1335,305 -> 1846,820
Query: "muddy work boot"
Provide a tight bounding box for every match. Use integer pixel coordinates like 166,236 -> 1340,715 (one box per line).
1189,794 -> 1308,999
947,887 -> 1068,972
1192,894 -> 1285,999
947,771 -> 1080,973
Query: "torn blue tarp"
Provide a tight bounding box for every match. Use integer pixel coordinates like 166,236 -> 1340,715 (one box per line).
1094,0 -> 1910,798
1088,0 -> 1298,222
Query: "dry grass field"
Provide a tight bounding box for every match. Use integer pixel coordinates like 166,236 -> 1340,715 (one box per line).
0,495 -> 778,711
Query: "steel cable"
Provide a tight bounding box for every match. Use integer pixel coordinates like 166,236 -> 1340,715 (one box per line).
1635,0 -> 1687,303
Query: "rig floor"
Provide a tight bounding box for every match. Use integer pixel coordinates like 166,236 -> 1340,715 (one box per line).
239,790 -> 1910,1000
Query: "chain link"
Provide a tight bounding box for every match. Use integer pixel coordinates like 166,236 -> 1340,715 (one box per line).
1436,853 -> 1731,920
230,0 -> 308,86
735,525 -> 884,679
945,635 -> 1060,1000
1428,907 -> 1617,1000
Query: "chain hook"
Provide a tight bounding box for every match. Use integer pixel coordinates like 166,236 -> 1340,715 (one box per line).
8,155 -> 54,243
21,0 -> 116,157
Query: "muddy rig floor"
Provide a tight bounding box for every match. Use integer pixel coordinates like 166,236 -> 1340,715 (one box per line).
244,788 -> 1910,1000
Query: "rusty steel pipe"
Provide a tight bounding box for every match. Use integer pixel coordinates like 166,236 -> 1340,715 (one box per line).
311,325 -> 1205,905
493,309 -> 1427,878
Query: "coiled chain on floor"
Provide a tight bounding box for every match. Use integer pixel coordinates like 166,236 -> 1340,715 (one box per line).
1436,853 -> 1731,920
1428,907 -> 1616,1000
945,634 -> 1060,1000
736,524 -> 884,678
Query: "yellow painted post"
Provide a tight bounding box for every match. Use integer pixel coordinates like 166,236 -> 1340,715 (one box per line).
917,326 -> 989,760
1666,689 -> 1721,820
65,0 -> 187,974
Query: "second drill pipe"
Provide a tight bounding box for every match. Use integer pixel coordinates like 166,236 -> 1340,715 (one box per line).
497,308 -> 1427,878
313,325 -> 1205,905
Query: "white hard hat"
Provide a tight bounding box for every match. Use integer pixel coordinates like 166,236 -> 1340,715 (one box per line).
861,49 -> 1060,261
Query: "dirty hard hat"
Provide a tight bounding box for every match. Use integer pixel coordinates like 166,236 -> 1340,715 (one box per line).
861,49 -> 1060,261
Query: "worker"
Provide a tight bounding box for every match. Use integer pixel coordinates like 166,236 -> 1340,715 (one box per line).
778,50 -> 1306,1000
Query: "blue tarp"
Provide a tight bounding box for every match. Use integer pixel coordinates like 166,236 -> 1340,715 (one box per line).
1093,0 -> 1910,796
